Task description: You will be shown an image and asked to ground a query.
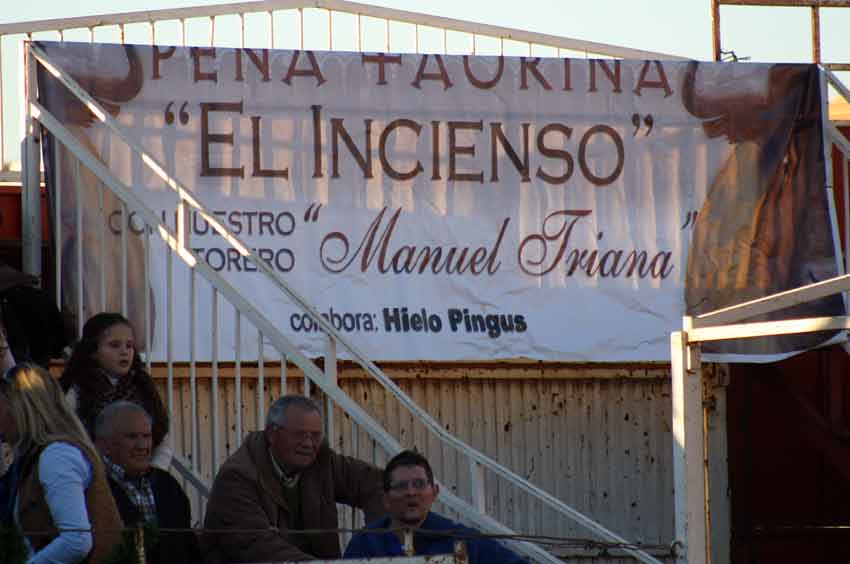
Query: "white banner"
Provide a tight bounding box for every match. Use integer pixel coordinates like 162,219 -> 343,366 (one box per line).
38,42 -> 843,361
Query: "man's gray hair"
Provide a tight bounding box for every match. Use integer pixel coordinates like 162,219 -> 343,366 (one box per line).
94,400 -> 152,439
265,395 -> 322,430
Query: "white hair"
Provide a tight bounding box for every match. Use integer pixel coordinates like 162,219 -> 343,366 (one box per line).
265,395 -> 321,431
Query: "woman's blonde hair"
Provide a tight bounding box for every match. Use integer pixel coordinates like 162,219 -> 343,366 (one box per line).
0,362 -> 97,461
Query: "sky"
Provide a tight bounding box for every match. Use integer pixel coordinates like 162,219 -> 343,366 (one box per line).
1,0 -> 850,65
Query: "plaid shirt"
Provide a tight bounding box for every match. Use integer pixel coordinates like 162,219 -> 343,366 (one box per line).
103,456 -> 157,523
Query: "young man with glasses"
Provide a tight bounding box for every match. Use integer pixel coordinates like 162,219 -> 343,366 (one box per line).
345,449 -> 526,562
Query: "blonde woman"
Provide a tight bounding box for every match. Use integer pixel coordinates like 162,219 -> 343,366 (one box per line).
0,363 -> 123,564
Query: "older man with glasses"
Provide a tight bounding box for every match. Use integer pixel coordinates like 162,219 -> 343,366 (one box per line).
344,449 -> 526,562
203,394 -> 384,563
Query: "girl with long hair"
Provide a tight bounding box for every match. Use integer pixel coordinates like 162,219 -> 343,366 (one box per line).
0,363 -> 123,563
60,313 -> 172,469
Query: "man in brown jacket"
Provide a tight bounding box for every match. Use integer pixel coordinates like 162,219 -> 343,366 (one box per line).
202,395 -> 384,562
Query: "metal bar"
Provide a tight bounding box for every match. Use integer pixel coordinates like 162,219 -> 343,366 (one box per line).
691,315 -> 850,342
820,69 -> 845,320
0,0 -> 686,59
299,8 -> 304,49
349,420 -> 359,532
845,157 -> 850,285
120,202 -> 129,315
693,273 -> 850,327
328,9 -> 333,51
172,454 -> 212,497
257,330 -> 265,427
190,268 -> 198,475
717,0 -> 850,6
21,40 -> 41,277
235,308 -> 243,440
711,0 -> 721,61
671,328 -> 707,564
144,226 -> 151,373
354,13 -> 362,51
268,11 -> 274,49
280,352 -> 287,396
0,39 -> 5,169
166,245 -> 174,422
98,185 -> 106,310
211,288 -> 220,471
824,67 -> 850,110
469,460 -> 486,513
53,140 -> 62,305
811,6 -> 821,63
829,124 -> 850,159
324,335 -> 336,439
74,158 -> 83,337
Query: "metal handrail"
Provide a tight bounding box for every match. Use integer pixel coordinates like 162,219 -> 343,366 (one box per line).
0,0 -> 683,60
27,38 -> 662,564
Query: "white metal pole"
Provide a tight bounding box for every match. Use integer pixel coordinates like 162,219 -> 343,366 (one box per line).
21,40 -> 42,277
671,322 -> 708,564
211,288 -> 220,471
235,308 -> 243,440
324,335 -> 336,439
257,330 -> 265,427
820,69 -> 845,301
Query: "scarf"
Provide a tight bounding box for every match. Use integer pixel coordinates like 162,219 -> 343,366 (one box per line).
73,366 -> 169,448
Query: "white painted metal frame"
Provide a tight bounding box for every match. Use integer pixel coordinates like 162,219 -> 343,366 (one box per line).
25,42 -> 663,564
671,67 -> 850,564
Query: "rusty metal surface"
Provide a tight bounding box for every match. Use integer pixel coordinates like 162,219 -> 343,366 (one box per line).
717,0 -> 850,6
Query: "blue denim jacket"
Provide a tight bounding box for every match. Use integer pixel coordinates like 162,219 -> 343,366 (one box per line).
344,511 -> 526,563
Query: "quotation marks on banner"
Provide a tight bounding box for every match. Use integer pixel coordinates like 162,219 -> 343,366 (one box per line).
164,101 -> 190,125
681,210 -> 698,230
304,203 -> 323,223
631,113 -> 654,136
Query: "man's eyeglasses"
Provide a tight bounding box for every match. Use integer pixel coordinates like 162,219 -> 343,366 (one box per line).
277,426 -> 323,444
388,478 -> 431,492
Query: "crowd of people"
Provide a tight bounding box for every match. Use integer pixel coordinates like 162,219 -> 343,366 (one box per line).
0,312 -> 526,564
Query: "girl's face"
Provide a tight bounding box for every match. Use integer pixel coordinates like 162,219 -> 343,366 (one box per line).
93,323 -> 135,378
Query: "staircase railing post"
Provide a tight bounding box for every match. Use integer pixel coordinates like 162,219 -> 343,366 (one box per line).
21,40 -> 42,278
324,334 -> 337,439
469,460 -> 486,514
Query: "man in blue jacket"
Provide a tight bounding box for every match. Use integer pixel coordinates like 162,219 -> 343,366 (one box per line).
344,449 -> 526,562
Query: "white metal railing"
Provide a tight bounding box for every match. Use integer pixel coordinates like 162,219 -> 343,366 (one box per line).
25,38 -> 665,564
669,65 -> 850,564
